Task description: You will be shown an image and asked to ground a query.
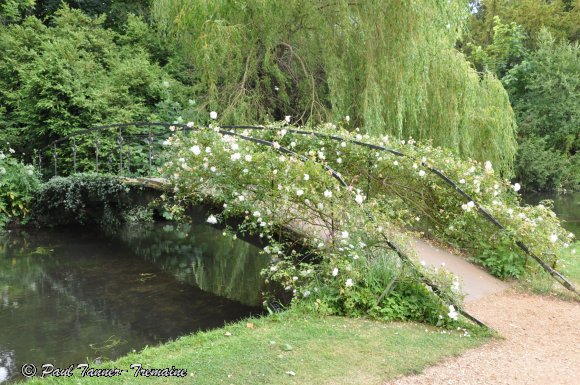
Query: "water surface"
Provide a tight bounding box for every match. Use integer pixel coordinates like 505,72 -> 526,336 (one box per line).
0,222 -> 269,383
522,192 -> 580,237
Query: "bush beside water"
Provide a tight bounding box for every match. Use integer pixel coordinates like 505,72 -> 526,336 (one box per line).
0,149 -> 39,228
160,123 -> 575,325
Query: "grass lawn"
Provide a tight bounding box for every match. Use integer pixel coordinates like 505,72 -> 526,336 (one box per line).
518,241 -> 580,298
559,241 -> 580,285
23,310 -> 490,385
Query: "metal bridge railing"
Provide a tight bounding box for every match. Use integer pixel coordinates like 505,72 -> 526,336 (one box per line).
221,124 -> 579,297
35,121 -> 578,298
35,122 -> 186,179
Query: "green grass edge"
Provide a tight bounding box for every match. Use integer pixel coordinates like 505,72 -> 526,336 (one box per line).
22,309 -> 492,385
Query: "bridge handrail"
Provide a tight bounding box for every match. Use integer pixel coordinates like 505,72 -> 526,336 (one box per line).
35,122 -> 184,176
203,126 -> 488,326
37,122 -> 577,297
221,124 -> 578,296
36,122 -> 177,153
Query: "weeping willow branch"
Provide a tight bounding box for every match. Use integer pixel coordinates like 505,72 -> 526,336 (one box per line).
278,42 -> 318,122
152,0 -> 517,175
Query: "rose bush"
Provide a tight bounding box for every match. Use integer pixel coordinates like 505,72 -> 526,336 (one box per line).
159,120 -> 574,325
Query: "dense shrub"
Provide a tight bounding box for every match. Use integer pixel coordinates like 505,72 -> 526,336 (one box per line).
515,137 -> 577,191
0,5 -> 175,155
31,173 -> 130,226
0,148 -> 40,228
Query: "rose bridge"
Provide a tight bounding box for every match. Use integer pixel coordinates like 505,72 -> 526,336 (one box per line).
34,122 -> 578,322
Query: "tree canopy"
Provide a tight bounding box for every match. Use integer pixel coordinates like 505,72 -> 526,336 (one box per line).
0,5 -> 170,152
153,0 -> 517,175
463,0 -> 579,190
467,0 -> 579,46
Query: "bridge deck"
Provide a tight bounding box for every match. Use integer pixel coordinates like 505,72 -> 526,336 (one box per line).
413,239 -> 510,302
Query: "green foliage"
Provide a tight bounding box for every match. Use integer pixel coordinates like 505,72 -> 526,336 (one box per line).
33,0 -> 112,20
159,123 -> 574,322
27,0 -> 152,29
0,0 -> 35,25
121,205 -> 154,224
466,16 -> 527,77
467,0 -> 579,46
105,0 -> 152,29
515,137 -> 575,191
0,147 -> 40,228
0,5 -> 172,154
517,241 -> 579,297
479,234 -> 526,278
32,173 -> 130,226
505,30 -> 579,190
152,0 -> 517,175
464,2 -> 579,191
559,241 -> 580,284
504,31 -> 579,151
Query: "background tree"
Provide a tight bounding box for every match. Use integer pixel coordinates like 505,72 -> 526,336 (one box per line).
1,0 -> 152,28
506,30 -> 579,190
0,5 -> 175,154
464,1 -> 579,190
467,0 -> 579,46
0,0 -> 36,25
152,0 -> 517,175
466,16 -> 527,77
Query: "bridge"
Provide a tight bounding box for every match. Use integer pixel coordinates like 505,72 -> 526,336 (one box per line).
33,122 -> 578,325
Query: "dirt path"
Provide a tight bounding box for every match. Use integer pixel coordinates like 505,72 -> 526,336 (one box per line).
388,290 -> 580,385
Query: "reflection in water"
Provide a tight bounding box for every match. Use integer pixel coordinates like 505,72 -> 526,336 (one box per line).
0,222 -> 268,383
522,192 -> 580,237
117,222 -> 270,306
0,351 -> 14,383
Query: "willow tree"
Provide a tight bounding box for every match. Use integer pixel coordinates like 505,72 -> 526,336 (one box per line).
153,0 -> 517,174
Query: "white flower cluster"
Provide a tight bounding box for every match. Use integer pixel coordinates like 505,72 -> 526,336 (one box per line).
447,305 -> 458,321
190,145 -> 201,155
206,215 -> 218,224
461,201 -> 475,212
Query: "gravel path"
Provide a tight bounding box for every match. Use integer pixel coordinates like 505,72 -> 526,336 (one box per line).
388,290 -> 580,385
